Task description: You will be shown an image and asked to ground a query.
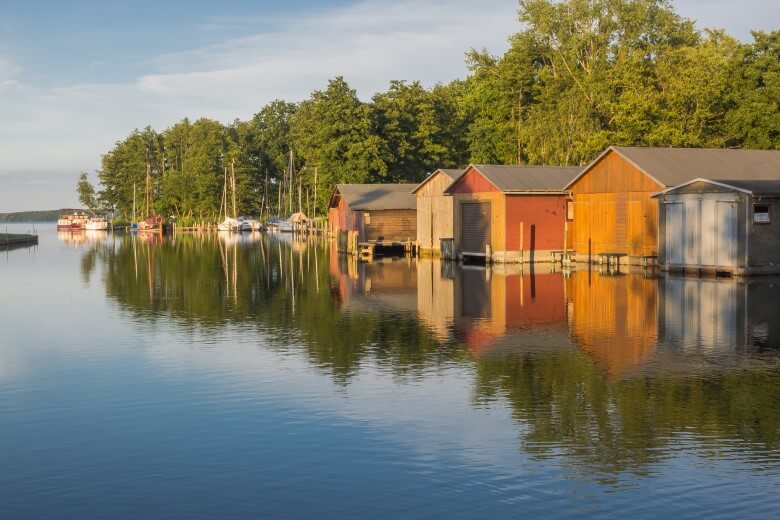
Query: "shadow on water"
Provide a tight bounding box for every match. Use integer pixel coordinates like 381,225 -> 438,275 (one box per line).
80,233 -> 780,477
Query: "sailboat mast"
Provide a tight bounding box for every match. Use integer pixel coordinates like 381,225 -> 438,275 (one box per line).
145,161 -> 151,218
231,158 -> 237,218
313,166 -> 318,221
264,168 -> 269,218
288,150 -> 294,215
132,182 -> 136,221
277,181 -> 282,216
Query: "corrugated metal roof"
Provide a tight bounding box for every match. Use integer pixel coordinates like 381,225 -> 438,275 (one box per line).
568,146 -> 780,189
438,168 -> 463,179
411,168 -> 464,194
462,165 -> 580,192
656,178 -> 780,196
720,179 -> 780,195
334,184 -> 417,210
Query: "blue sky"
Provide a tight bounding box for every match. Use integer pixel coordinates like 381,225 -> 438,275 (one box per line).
0,0 -> 778,211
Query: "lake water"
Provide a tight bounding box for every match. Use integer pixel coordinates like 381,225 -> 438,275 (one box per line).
1,224 -> 778,519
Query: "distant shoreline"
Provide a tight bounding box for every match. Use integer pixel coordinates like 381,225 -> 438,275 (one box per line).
0,210 -> 59,223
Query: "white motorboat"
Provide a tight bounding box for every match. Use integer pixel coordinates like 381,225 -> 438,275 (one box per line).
85,217 -> 109,230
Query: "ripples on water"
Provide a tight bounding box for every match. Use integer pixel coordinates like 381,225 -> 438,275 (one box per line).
0,225 -> 778,519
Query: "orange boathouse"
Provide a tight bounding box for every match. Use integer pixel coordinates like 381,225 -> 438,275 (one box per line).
565,146 -> 780,265
445,164 -> 579,263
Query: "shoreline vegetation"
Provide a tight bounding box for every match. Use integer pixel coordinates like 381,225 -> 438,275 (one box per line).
0,210 -> 59,223
77,0 -> 778,226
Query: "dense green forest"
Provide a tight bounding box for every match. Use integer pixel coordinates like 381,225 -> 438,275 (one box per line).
0,210 -> 60,222
87,0 -> 780,222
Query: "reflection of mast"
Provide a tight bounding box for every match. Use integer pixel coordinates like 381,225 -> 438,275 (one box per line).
133,235 -> 138,282
232,241 -> 238,305
290,241 -> 295,314
145,240 -> 153,305
314,238 -> 319,294
218,236 -> 229,299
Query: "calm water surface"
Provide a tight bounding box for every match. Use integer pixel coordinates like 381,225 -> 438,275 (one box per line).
1,224 -> 778,519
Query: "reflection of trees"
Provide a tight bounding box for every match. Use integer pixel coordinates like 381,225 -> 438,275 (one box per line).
94,234 -> 449,383
473,352 -> 779,477
87,237 -> 780,475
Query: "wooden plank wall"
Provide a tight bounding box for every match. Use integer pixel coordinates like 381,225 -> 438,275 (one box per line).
360,209 -> 417,242
415,172 -> 455,250
568,150 -> 662,257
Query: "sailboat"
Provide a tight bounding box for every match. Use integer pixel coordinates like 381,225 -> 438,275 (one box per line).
137,162 -> 165,234
277,150 -> 296,233
218,159 -> 250,232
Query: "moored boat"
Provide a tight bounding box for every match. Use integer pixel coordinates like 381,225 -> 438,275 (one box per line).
85,216 -> 109,230
277,220 -> 293,233
138,215 -> 165,234
57,209 -> 89,230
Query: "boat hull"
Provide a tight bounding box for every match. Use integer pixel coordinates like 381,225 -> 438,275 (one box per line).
57,223 -> 85,230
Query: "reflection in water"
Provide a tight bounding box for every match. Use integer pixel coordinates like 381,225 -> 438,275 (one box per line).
452,265 -> 570,353
568,271 -> 658,376
659,276 -> 780,353
63,233 -> 780,500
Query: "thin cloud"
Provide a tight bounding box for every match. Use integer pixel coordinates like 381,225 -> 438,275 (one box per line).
0,0 -> 518,212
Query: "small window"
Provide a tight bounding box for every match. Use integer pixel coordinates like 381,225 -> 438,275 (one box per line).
566,201 -> 574,221
364,212 -> 371,224
753,204 -> 771,224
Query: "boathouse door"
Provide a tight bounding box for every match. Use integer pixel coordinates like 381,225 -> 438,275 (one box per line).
715,201 -> 737,268
461,202 -> 491,255
664,202 -> 684,265
665,198 -> 738,269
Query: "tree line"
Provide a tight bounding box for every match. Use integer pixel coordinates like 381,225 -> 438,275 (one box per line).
84,0 -> 779,222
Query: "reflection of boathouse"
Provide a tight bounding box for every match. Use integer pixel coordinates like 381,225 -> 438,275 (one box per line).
658,276 -> 780,352
451,265 -> 570,353
329,251 -> 418,314
566,271 -> 658,376
416,259 -> 455,341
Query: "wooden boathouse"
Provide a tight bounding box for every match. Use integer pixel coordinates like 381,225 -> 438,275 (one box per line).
654,178 -> 780,275
444,164 -> 579,263
328,184 -> 417,253
565,146 -> 780,266
411,168 -> 462,256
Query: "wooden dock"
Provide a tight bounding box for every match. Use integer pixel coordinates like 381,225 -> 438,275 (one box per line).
0,233 -> 39,250
358,240 -> 415,260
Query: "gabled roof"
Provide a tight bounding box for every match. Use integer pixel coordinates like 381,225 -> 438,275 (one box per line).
445,164 -> 580,194
653,178 -> 780,197
411,168 -> 463,195
330,184 -> 416,210
566,146 -> 780,189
